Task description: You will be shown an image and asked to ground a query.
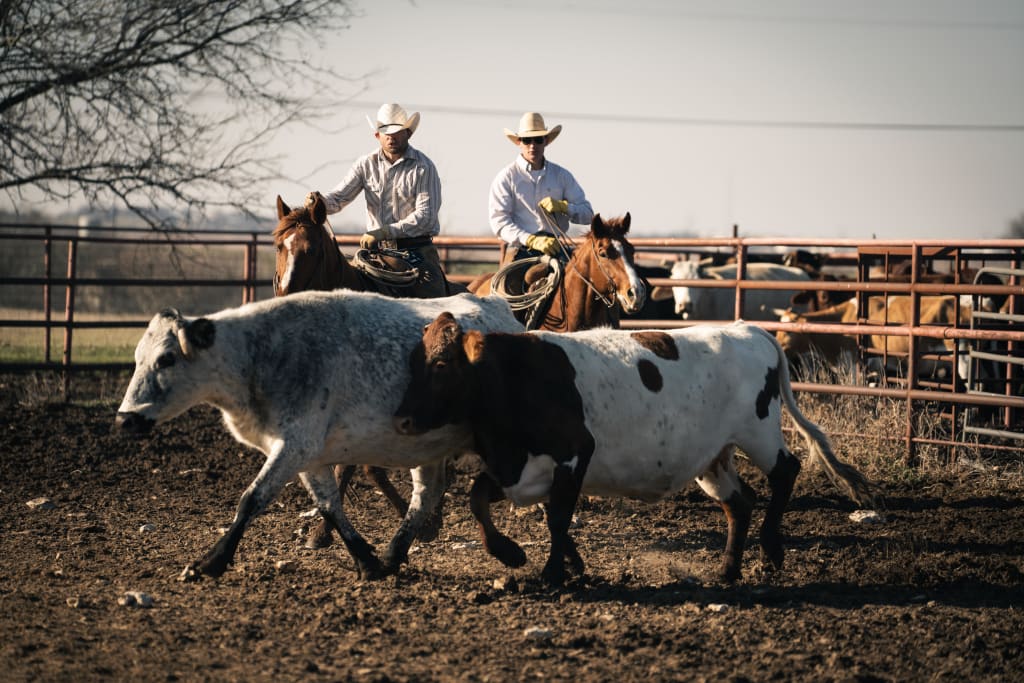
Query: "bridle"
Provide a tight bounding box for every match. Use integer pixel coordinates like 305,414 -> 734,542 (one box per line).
541,210 -> 619,309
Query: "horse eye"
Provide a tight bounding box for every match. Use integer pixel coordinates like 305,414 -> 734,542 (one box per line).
156,352 -> 176,369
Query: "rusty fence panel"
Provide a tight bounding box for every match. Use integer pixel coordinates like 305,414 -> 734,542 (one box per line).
2,224 -> 1023,459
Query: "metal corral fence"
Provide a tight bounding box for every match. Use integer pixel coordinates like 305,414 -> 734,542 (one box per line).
2,222 -> 1023,462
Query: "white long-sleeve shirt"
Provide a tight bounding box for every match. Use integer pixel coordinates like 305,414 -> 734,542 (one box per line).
488,155 -> 594,248
320,146 -> 441,239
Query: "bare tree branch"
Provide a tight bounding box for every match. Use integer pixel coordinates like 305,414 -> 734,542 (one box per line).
0,0 -> 362,227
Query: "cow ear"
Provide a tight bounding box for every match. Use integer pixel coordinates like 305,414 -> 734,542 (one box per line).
462,330 -> 485,364
650,286 -> 673,301
277,195 -> 290,219
177,318 -> 216,360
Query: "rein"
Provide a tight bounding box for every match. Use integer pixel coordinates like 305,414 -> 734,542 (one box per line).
540,209 -> 617,309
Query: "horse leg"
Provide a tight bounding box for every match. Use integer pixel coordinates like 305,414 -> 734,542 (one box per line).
305,464 -> 356,549
368,466 -> 409,518
471,473 -> 527,567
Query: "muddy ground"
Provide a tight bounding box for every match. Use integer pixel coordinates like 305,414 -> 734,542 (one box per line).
1,374 -> 1023,682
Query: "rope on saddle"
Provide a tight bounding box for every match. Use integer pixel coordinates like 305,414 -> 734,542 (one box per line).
489,256 -> 562,330
352,248 -> 421,288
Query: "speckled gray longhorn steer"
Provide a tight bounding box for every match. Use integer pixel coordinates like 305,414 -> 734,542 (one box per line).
115,290 -> 523,581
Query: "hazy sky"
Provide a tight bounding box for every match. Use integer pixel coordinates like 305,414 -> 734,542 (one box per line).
268,0 -> 1024,239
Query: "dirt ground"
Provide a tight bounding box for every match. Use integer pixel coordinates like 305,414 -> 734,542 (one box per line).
2,374 -> 1023,682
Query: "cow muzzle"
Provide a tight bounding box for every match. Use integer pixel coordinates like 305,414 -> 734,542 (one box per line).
392,415 -> 425,436
115,411 -> 155,437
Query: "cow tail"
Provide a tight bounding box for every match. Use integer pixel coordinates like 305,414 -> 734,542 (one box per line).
760,327 -> 878,509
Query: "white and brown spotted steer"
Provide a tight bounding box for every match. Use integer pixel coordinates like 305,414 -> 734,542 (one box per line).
394,313 -> 876,586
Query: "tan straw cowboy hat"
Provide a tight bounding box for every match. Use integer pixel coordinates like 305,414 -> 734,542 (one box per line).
367,103 -> 420,136
504,112 -> 562,145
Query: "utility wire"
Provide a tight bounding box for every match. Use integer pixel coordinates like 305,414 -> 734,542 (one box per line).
349,100 -> 1024,133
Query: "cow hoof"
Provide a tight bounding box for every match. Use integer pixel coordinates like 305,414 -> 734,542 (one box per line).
304,524 -> 334,550
195,553 -> 231,579
487,535 -> 527,568
717,563 -> 741,584
416,515 -> 442,543
382,549 -> 408,573
759,544 -> 784,571
178,563 -> 204,582
541,562 -> 567,587
357,556 -> 387,581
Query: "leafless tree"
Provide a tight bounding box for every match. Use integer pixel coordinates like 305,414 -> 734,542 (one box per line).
0,0 -> 361,227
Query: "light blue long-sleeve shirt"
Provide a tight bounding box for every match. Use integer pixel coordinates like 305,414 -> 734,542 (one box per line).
488,155 -> 594,248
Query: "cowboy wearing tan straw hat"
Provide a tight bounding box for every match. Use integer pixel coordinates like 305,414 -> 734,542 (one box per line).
304,103 -> 449,297
489,112 -> 594,264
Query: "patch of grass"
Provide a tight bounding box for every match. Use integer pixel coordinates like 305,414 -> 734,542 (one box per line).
786,354 -> 1024,495
0,308 -> 144,364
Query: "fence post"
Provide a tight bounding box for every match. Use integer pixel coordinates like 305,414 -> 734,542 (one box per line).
62,238 -> 77,400
44,226 -> 52,364
243,234 -> 257,304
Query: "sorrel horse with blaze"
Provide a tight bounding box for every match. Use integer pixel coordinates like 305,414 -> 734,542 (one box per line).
468,213 -> 647,332
273,194 -> 439,548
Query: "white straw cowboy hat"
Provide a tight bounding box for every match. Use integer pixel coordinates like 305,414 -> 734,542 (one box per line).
504,112 -> 562,145
366,103 -> 420,136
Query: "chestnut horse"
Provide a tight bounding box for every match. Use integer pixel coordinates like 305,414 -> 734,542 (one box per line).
273,194 -> 433,549
469,213 -> 647,332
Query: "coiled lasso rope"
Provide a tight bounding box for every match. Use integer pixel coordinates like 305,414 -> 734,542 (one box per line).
352,248 -> 421,287
489,255 -> 562,330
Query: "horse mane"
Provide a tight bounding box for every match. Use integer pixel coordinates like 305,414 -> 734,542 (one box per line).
272,206 -> 315,241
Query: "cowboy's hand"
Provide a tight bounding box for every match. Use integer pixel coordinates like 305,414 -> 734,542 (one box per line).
304,191 -> 323,208
360,228 -> 388,250
525,233 -> 559,256
538,197 -> 568,214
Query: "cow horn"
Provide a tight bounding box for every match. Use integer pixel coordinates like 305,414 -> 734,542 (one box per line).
177,325 -> 194,360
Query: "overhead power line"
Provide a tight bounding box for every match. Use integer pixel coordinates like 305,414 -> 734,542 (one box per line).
349,100 -> 1024,133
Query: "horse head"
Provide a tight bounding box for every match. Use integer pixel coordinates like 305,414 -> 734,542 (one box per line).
580,212 -> 647,316
272,194 -> 345,296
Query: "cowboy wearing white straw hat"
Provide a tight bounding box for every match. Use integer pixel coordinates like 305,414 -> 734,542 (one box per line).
304,103 -> 450,297
489,112 -> 594,264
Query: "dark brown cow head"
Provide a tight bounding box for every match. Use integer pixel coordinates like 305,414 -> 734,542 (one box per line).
393,312 -> 482,435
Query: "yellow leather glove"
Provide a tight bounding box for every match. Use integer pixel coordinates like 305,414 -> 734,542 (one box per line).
360,228 -> 388,250
525,233 -> 559,256
538,197 -> 568,214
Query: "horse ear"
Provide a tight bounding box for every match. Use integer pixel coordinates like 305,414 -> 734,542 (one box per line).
310,194 -> 327,225
622,212 -> 631,231
591,213 -> 607,237
277,195 -> 290,219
